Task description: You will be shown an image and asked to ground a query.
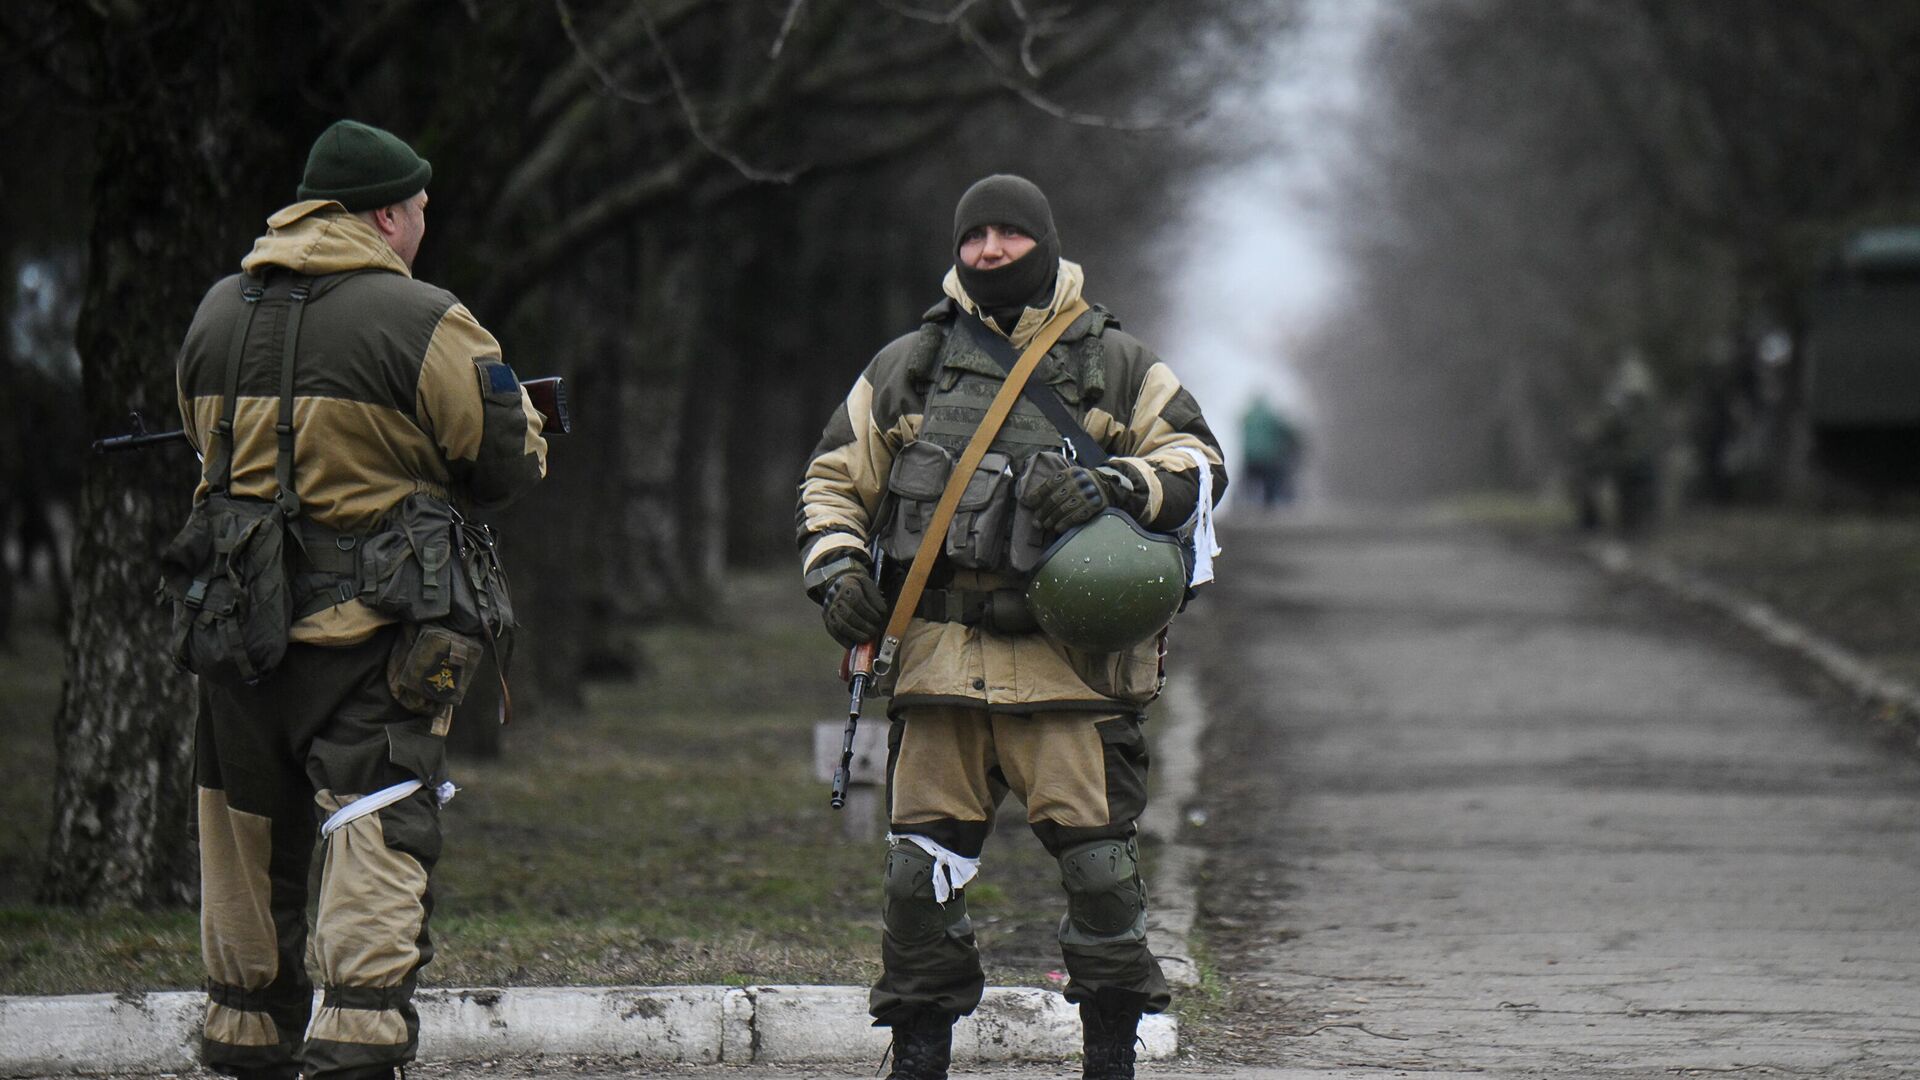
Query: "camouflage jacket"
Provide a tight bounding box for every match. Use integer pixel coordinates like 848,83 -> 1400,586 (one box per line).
796,261 -> 1226,714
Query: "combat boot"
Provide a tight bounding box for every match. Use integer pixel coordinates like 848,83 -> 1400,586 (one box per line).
883,1012 -> 955,1080
1080,991 -> 1146,1080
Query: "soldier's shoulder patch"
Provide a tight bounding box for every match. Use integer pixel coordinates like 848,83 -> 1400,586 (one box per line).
485,360 -> 519,394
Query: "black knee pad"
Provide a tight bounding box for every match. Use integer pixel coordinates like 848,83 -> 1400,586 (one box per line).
883,840 -> 966,944
1058,837 -> 1146,945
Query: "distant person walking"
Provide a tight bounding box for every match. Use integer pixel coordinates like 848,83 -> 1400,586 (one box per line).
1573,353 -> 1664,535
1240,395 -> 1303,508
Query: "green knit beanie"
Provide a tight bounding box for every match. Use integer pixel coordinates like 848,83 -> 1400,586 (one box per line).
296,120 -> 432,212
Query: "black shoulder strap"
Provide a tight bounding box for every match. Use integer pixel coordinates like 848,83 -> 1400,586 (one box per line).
205,272 -> 309,519
958,312 -> 1109,466
208,275 -> 266,492
273,276 -> 312,519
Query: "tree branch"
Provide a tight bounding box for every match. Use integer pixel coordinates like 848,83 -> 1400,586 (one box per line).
552,0 -> 672,108
769,0 -> 808,58
629,0 -> 798,183
875,0 -> 986,27
479,145 -> 704,315
953,16 -> 1194,131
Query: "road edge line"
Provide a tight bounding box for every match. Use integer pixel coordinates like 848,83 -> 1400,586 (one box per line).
1588,539 -> 1920,748
1141,668 -> 1210,988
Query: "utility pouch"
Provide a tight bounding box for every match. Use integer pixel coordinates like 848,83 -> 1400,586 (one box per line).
386,622 -> 485,715
357,494 -> 457,624
159,272 -> 311,689
1008,451 -> 1071,574
359,492 -> 515,642
158,493 -> 294,688
944,450 -> 1015,570
883,441 -> 955,563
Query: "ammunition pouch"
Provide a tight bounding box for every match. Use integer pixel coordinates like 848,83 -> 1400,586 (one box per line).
357,492 -> 514,642
914,588 -> 1038,634
357,492 -> 514,716
884,439 -> 1062,577
158,493 -> 294,688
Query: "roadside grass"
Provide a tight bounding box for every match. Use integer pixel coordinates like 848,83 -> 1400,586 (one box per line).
1438,495 -> 1920,690
1648,507 -> 1920,686
0,571 -> 1071,995
1430,489 -> 1572,529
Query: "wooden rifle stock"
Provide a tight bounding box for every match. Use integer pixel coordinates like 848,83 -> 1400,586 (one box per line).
831,639 -> 877,809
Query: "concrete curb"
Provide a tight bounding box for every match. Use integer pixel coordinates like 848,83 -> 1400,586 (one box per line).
1141,669 -> 1211,988
1589,539 -> 1920,747
0,984 -> 1176,1076
4,656 -> 1215,1078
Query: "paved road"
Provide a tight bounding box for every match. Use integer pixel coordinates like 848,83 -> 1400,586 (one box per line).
1188,519 -> 1920,1077
341,519 -> 1920,1080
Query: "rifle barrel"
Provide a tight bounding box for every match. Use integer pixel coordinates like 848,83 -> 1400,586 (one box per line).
92,429 -> 189,454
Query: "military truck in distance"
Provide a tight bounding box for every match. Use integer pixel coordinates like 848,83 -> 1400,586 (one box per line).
1806,227 -> 1920,490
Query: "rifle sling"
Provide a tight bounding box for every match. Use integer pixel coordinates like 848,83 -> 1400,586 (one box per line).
874,299 -> 1089,672
956,312 -> 1109,467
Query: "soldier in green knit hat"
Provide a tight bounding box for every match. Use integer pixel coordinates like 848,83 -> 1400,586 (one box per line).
176,119 -> 547,1080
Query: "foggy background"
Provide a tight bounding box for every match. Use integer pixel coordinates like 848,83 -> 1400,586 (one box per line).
6,0 -> 1920,911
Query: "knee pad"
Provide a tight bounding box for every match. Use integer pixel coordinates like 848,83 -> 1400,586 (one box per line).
1058,837 -> 1146,945
883,841 -> 967,944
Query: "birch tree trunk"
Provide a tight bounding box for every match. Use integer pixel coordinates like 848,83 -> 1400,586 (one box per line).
41,2 -> 265,908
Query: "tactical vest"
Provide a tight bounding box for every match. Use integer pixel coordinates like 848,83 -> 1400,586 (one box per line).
880,307 -> 1113,579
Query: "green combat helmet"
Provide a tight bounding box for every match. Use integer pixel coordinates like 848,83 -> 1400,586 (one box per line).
1026,509 -> 1189,653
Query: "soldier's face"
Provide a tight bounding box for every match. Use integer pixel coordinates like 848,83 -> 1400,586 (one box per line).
389,191 -> 428,270
958,224 -> 1036,270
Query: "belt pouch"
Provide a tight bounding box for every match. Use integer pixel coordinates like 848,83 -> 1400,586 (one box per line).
386,622 -> 485,715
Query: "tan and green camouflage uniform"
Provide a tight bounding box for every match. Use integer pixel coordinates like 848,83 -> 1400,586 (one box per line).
797,258 -> 1226,1028
176,198 -> 546,1079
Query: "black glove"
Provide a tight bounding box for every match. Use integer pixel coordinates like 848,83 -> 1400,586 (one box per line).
821,569 -> 888,649
1026,465 -> 1117,533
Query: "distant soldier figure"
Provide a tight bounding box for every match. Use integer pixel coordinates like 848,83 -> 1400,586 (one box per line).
1239,394 -> 1303,508
1573,353 -> 1664,535
797,175 -> 1226,1079
173,120 -> 547,1080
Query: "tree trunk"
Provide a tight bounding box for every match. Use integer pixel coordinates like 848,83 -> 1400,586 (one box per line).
42,3 -> 267,909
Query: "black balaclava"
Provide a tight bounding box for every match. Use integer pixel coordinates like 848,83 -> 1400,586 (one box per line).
952,174 -> 1060,330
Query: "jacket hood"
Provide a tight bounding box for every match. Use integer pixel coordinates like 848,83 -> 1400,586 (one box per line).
942,258 -> 1085,349
240,200 -> 411,278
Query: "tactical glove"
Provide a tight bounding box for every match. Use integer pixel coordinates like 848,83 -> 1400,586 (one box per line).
1026,465 -> 1139,534
822,568 -> 888,649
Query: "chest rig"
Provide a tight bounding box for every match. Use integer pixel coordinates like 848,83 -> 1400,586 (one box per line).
879,305 -> 1113,585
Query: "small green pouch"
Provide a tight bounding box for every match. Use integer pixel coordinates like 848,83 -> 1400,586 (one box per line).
386,623 -> 485,715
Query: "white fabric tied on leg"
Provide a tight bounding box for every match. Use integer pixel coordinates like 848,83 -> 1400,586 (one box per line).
1174,447 -> 1222,586
891,832 -> 981,904
319,778 -> 457,838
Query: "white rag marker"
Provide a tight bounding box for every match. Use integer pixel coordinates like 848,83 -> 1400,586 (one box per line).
320,778 -> 457,837
1174,447 -> 1222,586
891,833 -> 981,903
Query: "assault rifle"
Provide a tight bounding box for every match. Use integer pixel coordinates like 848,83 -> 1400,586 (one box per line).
92,375 -> 572,454
830,544 -> 885,809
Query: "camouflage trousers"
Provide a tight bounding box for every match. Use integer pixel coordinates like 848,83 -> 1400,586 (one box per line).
194,626 -> 448,1080
871,705 -> 1171,1025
